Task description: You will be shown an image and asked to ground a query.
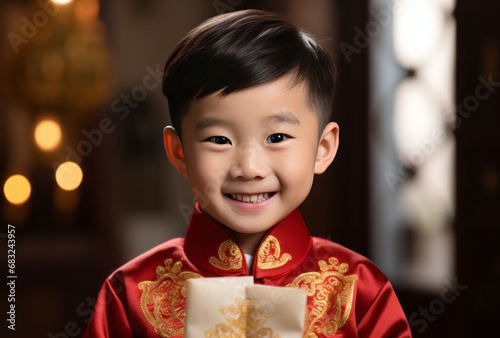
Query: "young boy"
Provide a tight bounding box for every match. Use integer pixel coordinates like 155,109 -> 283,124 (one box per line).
84,9 -> 411,337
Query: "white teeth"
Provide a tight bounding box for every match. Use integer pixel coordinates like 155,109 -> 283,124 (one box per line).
230,193 -> 271,203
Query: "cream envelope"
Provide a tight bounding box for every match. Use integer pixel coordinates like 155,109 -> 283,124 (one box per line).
185,277 -> 307,338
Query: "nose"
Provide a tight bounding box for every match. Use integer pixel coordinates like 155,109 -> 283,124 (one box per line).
229,143 -> 269,180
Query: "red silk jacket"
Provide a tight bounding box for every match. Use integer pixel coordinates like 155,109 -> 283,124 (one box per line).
83,204 -> 412,337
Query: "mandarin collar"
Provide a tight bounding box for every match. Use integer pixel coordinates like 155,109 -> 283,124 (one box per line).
184,203 -> 312,279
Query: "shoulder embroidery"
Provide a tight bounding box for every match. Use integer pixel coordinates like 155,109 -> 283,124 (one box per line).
209,239 -> 243,271
257,235 -> 292,270
205,298 -> 280,338
286,257 -> 358,337
138,259 -> 203,338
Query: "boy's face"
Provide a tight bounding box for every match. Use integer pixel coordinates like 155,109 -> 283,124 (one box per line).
165,75 -> 339,237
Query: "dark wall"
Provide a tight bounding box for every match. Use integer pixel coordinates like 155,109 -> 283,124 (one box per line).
455,0 -> 500,336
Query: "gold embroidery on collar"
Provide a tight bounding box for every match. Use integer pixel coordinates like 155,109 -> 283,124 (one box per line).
138,259 -> 202,338
257,235 -> 292,270
205,298 -> 280,338
209,239 -> 243,271
287,257 -> 357,337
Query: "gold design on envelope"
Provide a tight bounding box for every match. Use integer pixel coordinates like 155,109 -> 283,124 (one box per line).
287,257 -> 358,337
209,239 -> 243,271
205,298 -> 281,338
257,235 -> 292,270
138,259 -> 202,338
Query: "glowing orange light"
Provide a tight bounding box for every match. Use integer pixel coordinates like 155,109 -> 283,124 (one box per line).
3,175 -> 31,205
51,0 -> 73,5
55,161 -> 83,191
34,118 -> 62,151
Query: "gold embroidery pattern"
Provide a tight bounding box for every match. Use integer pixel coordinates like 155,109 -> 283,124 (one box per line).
138,259 -> 203,338
209,239 -> 243,271
257,235 -> 292,270
205,298 -> 280,338
287,257 -> 358,337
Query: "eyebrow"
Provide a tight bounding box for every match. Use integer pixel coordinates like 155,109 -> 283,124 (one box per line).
267,111 -> 301,125
194,111 -> 300,131
195,117 -> 228,131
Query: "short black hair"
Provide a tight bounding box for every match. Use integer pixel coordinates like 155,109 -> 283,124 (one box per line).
162,9 -> 336,137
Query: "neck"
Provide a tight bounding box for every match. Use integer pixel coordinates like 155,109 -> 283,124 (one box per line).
227,229 -> 267,255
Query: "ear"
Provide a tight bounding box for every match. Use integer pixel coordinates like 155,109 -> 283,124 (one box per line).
164,126 -> 187,177
314,122 -> 339,174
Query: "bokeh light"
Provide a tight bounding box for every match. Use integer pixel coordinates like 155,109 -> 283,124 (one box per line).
3,175 -> 32,205
34,118 -> 62,151
75,0 -> 100,23
55,161 -> 83,191
51,0 -> 74,5
393,78 -> 443,164
394,0 -> 445,68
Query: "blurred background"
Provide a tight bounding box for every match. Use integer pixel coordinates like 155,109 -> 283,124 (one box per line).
0,0 -> 498,337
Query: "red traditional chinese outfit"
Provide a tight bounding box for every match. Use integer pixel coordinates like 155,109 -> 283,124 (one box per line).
83,204 -> 412,337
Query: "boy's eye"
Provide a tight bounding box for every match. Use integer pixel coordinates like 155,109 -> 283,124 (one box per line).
205,136 -> 232,145
266,133 -> 288,144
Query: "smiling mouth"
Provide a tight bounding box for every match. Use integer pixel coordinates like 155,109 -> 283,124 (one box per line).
227,192 -> 275,203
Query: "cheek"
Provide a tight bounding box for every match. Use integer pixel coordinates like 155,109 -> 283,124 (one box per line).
186,160 -> 227,199
275,144 -> 317,187
188,171 -> 222,208
188,170 -> 218,191
277,157 -> 315,185
185,148 -> 218,178
278,142 -> 317,171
